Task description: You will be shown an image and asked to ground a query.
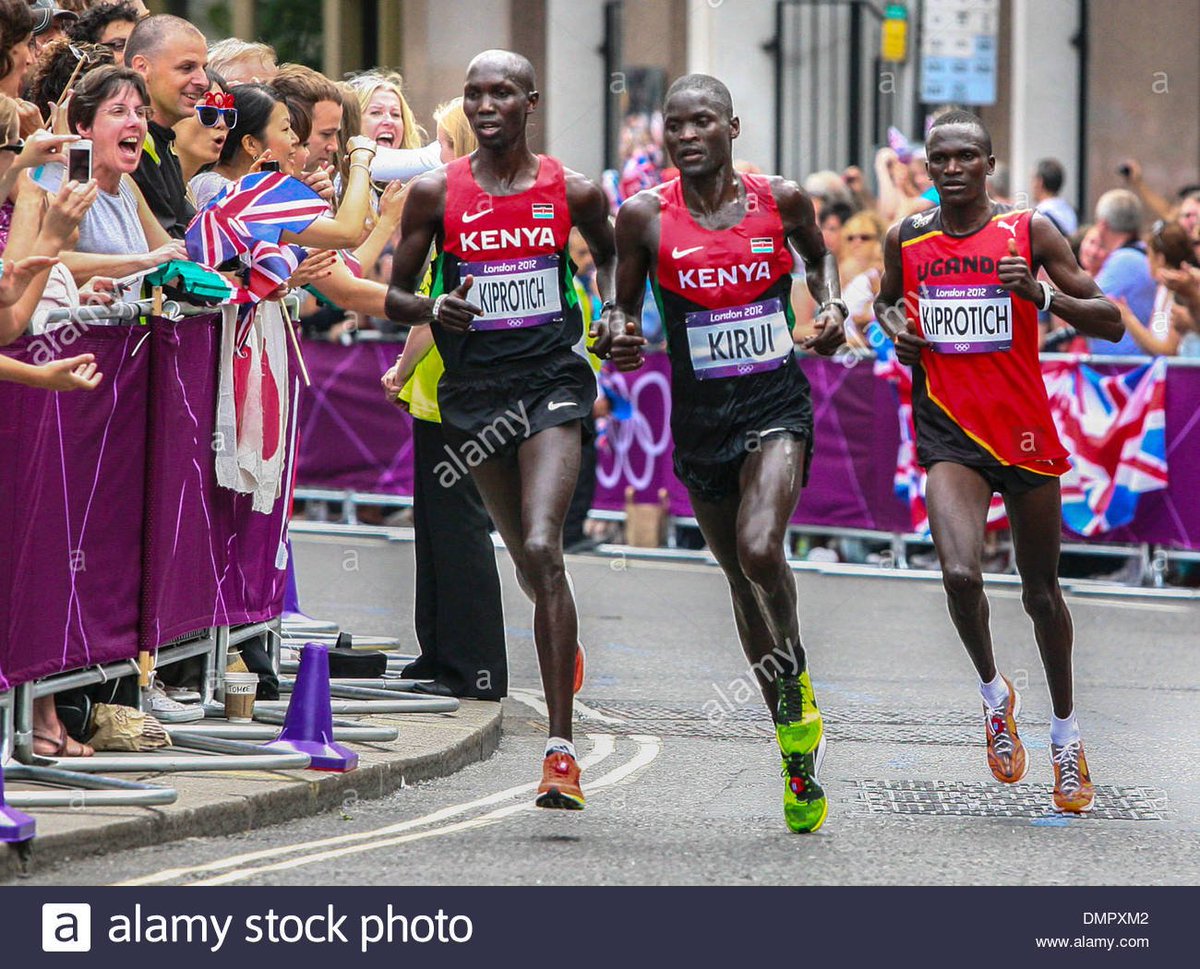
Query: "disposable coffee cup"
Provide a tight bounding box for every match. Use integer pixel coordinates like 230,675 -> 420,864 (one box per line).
223,672 -> 259,722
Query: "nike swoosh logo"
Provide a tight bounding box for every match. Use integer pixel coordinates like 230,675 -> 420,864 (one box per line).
671,246 -> 703,259
547,401 -> 575,411
461,208 -> 494,224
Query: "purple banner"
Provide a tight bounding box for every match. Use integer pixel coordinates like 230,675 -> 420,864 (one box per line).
0,328 -> 148,689
295,340 -> 413,495
590,354 -> 910,531
141,318 -> 292,647
294,345 -> 1200,549
0,317 -> 293,690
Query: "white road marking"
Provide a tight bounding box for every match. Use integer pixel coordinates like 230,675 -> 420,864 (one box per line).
186,734 -> 661,886
116,733 -> 618,887
510,687 -> 626,726
508,688 -> 549,719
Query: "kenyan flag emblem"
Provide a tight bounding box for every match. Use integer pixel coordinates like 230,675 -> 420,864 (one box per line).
750,237 -> 774,253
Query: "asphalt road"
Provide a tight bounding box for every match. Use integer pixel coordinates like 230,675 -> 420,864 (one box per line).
23,532 -> 1200,886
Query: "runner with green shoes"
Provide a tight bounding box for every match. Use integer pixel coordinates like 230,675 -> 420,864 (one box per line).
608,73 -> 845,832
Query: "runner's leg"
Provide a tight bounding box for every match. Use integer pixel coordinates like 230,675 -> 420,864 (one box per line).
1004,478 -> 1074,717
735,434 -> 807,711
689,435 -> 806,713
516,422 -> 583,741
925,462 -> 997,681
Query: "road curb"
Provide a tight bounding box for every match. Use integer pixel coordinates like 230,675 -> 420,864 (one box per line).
1,704 -> 503,881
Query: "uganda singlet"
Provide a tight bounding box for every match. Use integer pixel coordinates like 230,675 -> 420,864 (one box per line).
900,205 -> 1070,476
652,173 -> 812,464
428,154 -> 585,372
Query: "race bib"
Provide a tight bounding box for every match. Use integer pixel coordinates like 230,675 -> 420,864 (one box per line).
685,297 -> 792,380
460,254 -> 563,331
919,284 -> 1013,354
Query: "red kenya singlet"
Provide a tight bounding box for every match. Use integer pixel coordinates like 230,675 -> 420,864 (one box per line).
900,205 -> 1069,474
430,154 -> 583,371
650,173 -> 811,463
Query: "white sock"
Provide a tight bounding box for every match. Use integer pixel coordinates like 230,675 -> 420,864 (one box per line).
979,672 -> 1010,710
545,737 -> 576,760
1050,711 -> 1080,747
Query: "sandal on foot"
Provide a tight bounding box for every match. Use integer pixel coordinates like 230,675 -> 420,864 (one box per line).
33,723 -> 94,758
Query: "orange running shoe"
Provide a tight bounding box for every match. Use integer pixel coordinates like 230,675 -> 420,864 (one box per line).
574,642 -> 586,694
983,676 -> 1028,783
536,751 -> 585,810
1051,740 -> 1095,813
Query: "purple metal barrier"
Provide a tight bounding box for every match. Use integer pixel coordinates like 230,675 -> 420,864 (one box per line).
0,317 -> 294,690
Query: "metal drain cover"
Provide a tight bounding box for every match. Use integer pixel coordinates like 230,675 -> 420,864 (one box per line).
850,780 -> 1167,821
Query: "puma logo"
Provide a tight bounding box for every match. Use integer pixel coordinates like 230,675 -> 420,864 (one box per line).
461,208 -> 494,224
997,218 -> 1020,238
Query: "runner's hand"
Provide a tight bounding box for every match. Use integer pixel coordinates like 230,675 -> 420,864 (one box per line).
998,238 -> 1039,303
588,304 -> 616,359
435,275 -> 482,331
608,319 -> 646,372
802,305 -> 847,356
894,319 -> 928,366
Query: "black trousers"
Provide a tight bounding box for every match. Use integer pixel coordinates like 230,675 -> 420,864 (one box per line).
411,417 -> 508,699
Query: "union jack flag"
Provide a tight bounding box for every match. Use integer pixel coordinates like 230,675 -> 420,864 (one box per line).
1044,358 -> 1169,536
185,171 -> 324,324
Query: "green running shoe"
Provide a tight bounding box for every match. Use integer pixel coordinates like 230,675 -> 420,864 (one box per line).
775,670 -> 823,756
775,671 -> 828,833
781,737 -> 828,833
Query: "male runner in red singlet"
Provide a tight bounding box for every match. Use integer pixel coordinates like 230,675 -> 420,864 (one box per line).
384,50 -> 616,810
610,75 -> 846,833
874,111 -> 1123,812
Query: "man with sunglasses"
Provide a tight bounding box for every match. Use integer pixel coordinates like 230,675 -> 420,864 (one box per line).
125,15 -> 207,239
68,2 -> 142,68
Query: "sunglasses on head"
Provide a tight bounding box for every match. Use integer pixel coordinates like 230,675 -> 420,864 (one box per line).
196,92 -> 236,128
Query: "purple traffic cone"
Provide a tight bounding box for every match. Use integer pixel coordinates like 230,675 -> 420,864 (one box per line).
0,762 -> 36,843
282,541 -> 306,621
261,643 -> 358,772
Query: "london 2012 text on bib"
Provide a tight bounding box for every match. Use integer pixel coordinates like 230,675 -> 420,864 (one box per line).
919,284 -> 1013,354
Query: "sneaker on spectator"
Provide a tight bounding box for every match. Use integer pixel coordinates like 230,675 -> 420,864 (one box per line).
144,681 -> 204,723
163,685 -> 202,704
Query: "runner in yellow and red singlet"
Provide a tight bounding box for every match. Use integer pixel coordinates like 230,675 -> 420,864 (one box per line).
874,110 -> 1123,813
609,74 -> 847,833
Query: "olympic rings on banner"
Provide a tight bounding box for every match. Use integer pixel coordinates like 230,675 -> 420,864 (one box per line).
596,368 -> 673,492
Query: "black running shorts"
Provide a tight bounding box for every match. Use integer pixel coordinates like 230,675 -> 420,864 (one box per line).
674,428 -> 813,505
438,348 -> 597,461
